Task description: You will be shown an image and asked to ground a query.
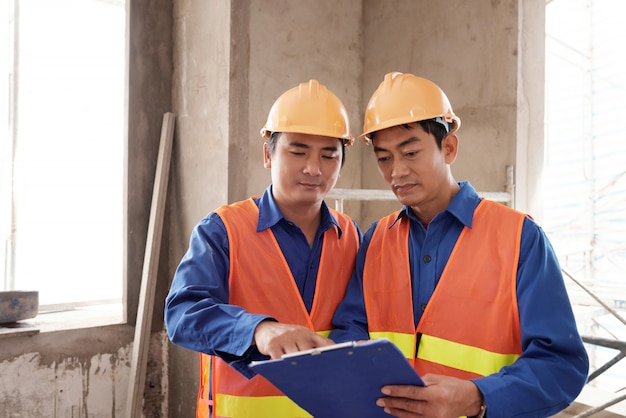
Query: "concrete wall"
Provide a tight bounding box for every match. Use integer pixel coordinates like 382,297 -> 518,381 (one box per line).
358,0 -> 530,228
168,1 -> 234,416
0,327 -> 168,418
0,1 -> 545,417
246,0 -> 364,214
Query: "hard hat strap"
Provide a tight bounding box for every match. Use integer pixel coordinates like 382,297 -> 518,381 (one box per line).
433,116 -> 451,133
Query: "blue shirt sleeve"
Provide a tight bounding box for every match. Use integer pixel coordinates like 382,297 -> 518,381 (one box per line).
472,217 -> 589,417
164,212 -> 272,378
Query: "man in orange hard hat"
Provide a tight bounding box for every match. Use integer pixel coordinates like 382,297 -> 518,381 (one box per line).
330,72 -> 588,417
165,80 -> 361,418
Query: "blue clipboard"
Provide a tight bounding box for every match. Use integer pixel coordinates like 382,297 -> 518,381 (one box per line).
249,338 -> 424,418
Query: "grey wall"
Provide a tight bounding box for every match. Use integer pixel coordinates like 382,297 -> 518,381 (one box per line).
169,2 -> 234,416
0,1 -> 545,417
247,0 -> 364,206
358,0 -> 529,227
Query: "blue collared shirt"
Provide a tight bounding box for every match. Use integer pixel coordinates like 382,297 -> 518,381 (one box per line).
165,185 -> 362,377
330,181 -> 588,417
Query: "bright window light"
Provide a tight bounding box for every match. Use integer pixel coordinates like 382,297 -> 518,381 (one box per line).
2,0 -> 126,308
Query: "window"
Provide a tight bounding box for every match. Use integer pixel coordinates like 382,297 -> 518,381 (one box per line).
1,0 -> 125,310
545,0 -> 626,394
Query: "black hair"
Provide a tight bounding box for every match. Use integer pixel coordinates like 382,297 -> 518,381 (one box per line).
266,132 -> 347,167
370,118 -> 450,149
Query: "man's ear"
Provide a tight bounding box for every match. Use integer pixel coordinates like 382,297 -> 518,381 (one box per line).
263,142 -> 271,168
442,133 -> 459,164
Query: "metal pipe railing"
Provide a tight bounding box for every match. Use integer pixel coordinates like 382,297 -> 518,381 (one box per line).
564,267 -> 626,417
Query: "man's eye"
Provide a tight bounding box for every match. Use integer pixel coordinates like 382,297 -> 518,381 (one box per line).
322,154 -> 337,160
377,156 -> 390,163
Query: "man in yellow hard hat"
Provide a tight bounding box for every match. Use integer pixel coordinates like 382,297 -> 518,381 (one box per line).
330,72 -> 588,417
165,80 -> 361,418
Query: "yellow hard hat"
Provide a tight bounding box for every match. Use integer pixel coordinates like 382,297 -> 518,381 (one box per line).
260,79 -> 354,146
360,72 -> 461,142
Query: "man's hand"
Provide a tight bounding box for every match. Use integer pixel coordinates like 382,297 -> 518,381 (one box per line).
253,321 -> 334,359
375,374 -> 484,418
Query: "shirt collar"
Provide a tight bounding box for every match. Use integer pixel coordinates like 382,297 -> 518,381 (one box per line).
446,181 -> 482,228
390,181 -> 482,229
256,185 -> 343,238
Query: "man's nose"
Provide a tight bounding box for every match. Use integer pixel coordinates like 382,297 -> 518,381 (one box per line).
391,158 -> 409,178
303,156 -> 322,175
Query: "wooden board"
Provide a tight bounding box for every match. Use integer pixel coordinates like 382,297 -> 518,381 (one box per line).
125,112 -> 175,418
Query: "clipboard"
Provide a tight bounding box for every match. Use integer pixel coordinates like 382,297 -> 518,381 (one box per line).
249,338 -> 424,418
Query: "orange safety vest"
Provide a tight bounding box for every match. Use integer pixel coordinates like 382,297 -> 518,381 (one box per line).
197,198 -> 359,418
364,199 -> 525,379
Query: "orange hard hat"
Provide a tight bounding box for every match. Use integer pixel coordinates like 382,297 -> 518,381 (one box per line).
360,72 -> 461,142
260,80 -> 354,146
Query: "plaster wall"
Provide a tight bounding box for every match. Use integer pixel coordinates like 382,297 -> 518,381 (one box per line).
246,0 -> 364,217
358,0 -> 527,228
516,0 -> 546,221
168,1 -> 233,417
0,327 -> 167,418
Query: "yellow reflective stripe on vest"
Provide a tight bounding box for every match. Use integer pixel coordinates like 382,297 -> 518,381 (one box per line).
369,332 -> 415,358
419,334 -> 520,376
215,394 -> 311,418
